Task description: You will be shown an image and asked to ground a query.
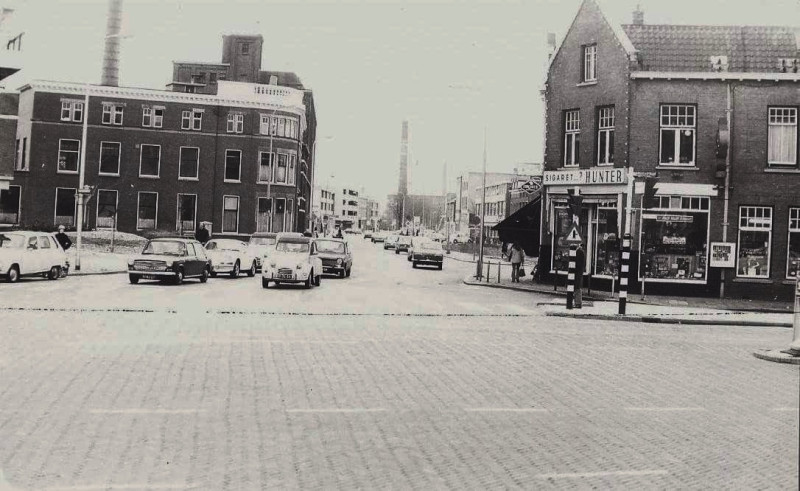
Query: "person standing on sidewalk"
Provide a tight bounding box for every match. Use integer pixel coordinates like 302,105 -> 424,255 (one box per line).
508,242 -> 524,283
575,243 -> 585,308
195,223 -> 210,245
54,225 -> 72,251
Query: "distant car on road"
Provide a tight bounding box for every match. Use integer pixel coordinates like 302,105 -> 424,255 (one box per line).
407,236 -> 428,262
315,238 -> 353,278
450,232 -> 472,244
371,231 -> 387,243
261,235 -> 322,289
128,238 -> 210,285
430,232 -> 445,242
411,240 -> 444,270
384,234 -> 399,250
0,231 -> 69,283
363,230 -> 373,239
205,239 -> 257,278
247,232 -> 278,269
395,235 -> 412,254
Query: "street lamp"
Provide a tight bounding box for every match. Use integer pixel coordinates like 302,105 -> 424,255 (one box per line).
476,127 -> 488,280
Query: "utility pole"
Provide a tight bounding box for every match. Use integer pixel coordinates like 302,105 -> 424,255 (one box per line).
75,87 -> 90,271
476,127 -> 487,279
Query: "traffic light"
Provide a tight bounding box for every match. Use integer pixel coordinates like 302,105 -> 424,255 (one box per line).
566,189 -> 583,219
642,177 -> 658,209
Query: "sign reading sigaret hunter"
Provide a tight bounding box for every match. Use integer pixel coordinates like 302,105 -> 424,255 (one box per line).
543,167 -> 628,186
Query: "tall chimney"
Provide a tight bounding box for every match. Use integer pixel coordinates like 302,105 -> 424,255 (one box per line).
101,0 -> 123,86
632,4 -> 644,26
399,121 -> 409,196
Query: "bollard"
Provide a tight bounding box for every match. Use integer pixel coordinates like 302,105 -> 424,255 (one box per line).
788,277 -> 800,354
566,245 -> 577,309
486,262 -> 491,283
611,274 -> 616,299
618,234 -> 631,315
498,261 -> 501,283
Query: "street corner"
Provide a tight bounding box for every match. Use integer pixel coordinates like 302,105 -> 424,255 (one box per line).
753,349 -> 800,365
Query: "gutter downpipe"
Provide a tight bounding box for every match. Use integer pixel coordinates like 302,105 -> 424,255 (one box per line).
720,82 -> 733,299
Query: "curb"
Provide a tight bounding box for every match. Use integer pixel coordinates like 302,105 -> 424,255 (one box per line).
545,311 -> 792,328
753,349 -> 800,365
71,269 -> 127,277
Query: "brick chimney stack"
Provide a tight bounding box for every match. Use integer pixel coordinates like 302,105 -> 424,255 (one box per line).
101,0 -> 123,86
632,4 -> 644,26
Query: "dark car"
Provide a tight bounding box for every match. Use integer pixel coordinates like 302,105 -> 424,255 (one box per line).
127,238 -> 211,284
315,238 -> 353,278
395,235 -> 412,254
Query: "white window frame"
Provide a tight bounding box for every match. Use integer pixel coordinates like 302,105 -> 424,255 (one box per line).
659,104 -> 696,166
563,110 -> 580,167
257,151 -> 273,183
136,191 -> 159,231
768,107 -> 797,167
95,189 -> 119,230
102,103 -> 123,125
57,139 -> 81,174
176,193 -> 198,233
192,109 -> 203,131
178,146 -> 200,181
54,187 -> 77,227
181,110 -> 191,130
227,113 -> 244,134
142,106 -> 153,127
288,154 -> 296,185
153,107 -> 164,128
259,114 -> 270,135
0,185 -> 21,224
222,195 -> 240,234
256,197 -> 272,232
61,100 -> 84,122
98,141 -> 121,176
287,198 -> 294,231
583,44 -> 597,82
737,206 -> 772,279
224,149 -> 242,183
597,107 -> 614,166
138,144 -> 162,178
274,152 -> 289,184
788,207 -> 800,279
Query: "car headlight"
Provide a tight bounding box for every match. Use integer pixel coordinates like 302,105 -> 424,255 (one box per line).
336,258 -> 343,266
127,258 -> 135,267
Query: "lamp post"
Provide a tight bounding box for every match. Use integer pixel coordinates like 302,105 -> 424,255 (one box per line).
74,86 -> 90,271
476,127 -> 487,280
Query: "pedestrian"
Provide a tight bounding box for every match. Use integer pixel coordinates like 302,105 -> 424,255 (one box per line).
54,225 -> 72,251
575,243 -> 585,308
507,241 -> 524,283
195,222 -> 210,245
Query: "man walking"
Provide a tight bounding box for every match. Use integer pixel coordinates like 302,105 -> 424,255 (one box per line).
54,225 -> 72,251
575,243 -> 585,308
507,242 -> 524,283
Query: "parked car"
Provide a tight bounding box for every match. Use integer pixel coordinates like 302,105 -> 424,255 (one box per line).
407,236 -> 428,262
372,231 -> 387,243
261,236 -> 322,289
0,231 -> 69,283
248,232 -> 278,269
315,237 -> 353,278
430,232 -> 445,242
128,238 -> 210,285
412,240 -> 444,270
363,230 -> 373,239
384,234 -> 399,250
395,235 -> 412,254
450,232 -> 472,244
205,238 -> 258,278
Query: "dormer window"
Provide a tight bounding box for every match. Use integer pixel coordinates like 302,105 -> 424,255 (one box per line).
778,58 -> 799,73
710,56 -> 728,72
583,45 -> 597,82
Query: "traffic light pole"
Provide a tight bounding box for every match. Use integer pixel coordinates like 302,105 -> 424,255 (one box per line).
619,167 -> 635,314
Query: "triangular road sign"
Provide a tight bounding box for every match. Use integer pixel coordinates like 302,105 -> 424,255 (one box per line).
565,224 -> 582,244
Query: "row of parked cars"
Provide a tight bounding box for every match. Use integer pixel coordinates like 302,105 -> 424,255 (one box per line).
0,230 -> 70,283
374,233 -> 445,270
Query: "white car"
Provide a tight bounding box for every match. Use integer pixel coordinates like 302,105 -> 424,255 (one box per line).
0,230 -> 69,283
261,236 -> 322,289
205,239 -> 258,278
247,232 -> 278,269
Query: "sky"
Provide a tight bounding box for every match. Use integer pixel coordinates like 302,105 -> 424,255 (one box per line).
4,0 -> 799,203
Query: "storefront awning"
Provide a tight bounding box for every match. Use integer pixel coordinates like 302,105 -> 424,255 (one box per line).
492,195 -> 541,257
654,183 -> 718,197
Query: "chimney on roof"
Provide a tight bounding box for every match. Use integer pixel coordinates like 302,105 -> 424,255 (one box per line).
632,4 -> 644,26
101,0 -> 123,87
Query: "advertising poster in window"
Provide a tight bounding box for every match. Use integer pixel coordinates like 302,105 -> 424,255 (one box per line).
709,242 -> 736,268
640,212 -> 708,281
594,208 -> 619,276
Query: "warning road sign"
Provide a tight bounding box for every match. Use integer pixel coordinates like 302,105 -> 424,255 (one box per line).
565,224 -> 583,244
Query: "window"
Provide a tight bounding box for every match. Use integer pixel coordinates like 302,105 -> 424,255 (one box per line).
227,113 -> 244,134
177,194 -> 197,233
192,110 -> 203,131
241,43 -> 250,55
57,139 -> 80,173
788,208 -> 800,279
182,109 -> 203,131
257,197 -> 271,232
275,153 -> 288,183
142,106 -> 152,127
768,107 -> 797,166
563,110 -> 580,167
260,114 -> 270,135
0,185 -> 21,224
102,103 -> 123,125
141,106 -> 163,128
277,118 -> 285,137
139,144 -> 161,178
99,142 -> 121,176
137,192 -> 158,230
96,189 -> 118,229
222,195 -> 240,233
54,188 -> 76,227
288,154 -> 296,185
737,206 -> 772,278
153,107 -> 164,128
179,147 -> 199,180
15,137 -> 27,171
60,100 -> 84,122
597,107 -> 615,165
182,110 -> 191,130
225,150 -> 241,182
659,105 -> 696,165
583,45 -> 597,82
258,151 -> 273,183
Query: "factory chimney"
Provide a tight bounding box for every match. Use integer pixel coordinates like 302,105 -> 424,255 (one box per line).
101,0 -> 123,86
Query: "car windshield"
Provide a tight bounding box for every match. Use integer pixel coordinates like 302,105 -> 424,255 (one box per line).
421,242 -> 443,251
0,233 -> 25,248
206,240 -> 240,251
315,240 -> 345,253
142,240 -> 185,256
249,237 -> 276,246
276,241 -> 309,253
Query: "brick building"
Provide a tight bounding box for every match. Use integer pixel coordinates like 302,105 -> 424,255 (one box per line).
541,0 -> 800,300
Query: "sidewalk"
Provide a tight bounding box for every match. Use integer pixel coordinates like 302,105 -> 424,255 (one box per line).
67,250 -> 128,276
462,272 -> 794,327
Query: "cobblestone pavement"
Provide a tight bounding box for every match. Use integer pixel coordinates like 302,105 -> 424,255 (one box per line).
0,239 -> 797,489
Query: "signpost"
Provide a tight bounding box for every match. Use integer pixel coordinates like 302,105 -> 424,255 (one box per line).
519,179 -> 540,195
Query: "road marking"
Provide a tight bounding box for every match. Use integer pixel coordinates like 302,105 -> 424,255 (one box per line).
772,407 -> 799,411
89,409 -> 204,415
536,469 -> 668,479
464,407 -> 548,413
45,485 -> 186,490
286,408 -> 387,414
625,407 -> 706,412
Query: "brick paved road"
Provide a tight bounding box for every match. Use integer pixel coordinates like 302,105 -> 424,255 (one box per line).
0,239 -> 797,489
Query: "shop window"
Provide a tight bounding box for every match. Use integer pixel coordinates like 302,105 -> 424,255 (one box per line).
594,208 -> 619,276
551,205 -> 588,272
737,206 -> 772,278
640,197 -> 709,282
789,208 -> 800,279
768,107 -> 797,167
597,107 -> 614,165
659,105 -> 696,166
563,110 -> 580,167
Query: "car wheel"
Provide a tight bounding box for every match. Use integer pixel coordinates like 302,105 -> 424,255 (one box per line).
345,267 -> 351,278
230,261 -> 240,278
437,263 -> 443,270
6,265 -> 19,283
47,266 -> 61,280
210,270 -> 217,278
339,269 -> 345,279
395,249 -> 399,254
247,262 -> 256,277
305,270 -> 313,289
174,269 -> 184,285
262,278 -> 269,289
315,274 -> 321,287
412,262 -> 418,269
129,274 -> 140,284
407,255 -> 412,262
200,267 -> 209,283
